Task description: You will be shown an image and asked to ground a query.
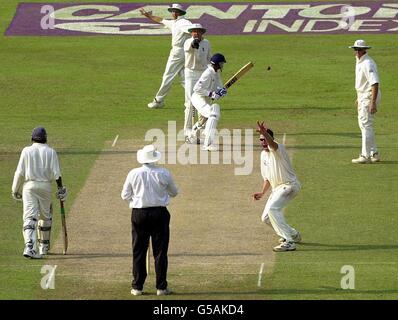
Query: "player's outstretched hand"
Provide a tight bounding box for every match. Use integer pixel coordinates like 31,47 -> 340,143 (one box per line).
256,121 -> 268,135
252,192 -> 264,201
139,8 -> 152,17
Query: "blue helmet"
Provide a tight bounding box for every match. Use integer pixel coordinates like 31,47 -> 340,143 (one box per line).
210,53 -> 226,66
31,127 -> 47,143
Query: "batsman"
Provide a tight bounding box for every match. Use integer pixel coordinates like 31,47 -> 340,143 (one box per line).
190,53 -> 228,151
12,127 -> 68,259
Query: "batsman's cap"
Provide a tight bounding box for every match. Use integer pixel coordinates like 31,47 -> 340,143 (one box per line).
31,127 -> 47,143
349,39 -> 371,50
137,144 -> 161,164
167,4 -> 186,15
210,53 -> 226,65
188,23 -> 206,33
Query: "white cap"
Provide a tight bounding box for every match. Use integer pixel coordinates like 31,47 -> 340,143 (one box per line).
188,23 -> 206,33
349,39 -> 371,49
137,145 -> 161,164
167,4 -> 186,15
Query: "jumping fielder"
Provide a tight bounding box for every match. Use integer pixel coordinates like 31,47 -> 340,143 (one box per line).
12,127 -> 67,259
140,4 -> 192,109
252,121 -> 302,252
183,23 -> 212,143
190,53 -> 228,151
349,40 -> 381,164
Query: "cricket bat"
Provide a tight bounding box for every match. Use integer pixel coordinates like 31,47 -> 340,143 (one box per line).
224,61 -> 254,89
59,200 -> 68,255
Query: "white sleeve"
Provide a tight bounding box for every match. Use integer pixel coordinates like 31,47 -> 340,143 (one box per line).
161,19 -> 174,30
366,61 -> 380,86
165,170 -> 178,197
52,150 -> 61,180
184,38 -> 192,52
193,70 -> 212,97
12,149 -> 26,193
121,172 -> 133,201
217,73 -> 224,89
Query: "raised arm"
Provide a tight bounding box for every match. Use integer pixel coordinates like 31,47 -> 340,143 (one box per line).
256,121 -> 278,150
139,8 -> 163,24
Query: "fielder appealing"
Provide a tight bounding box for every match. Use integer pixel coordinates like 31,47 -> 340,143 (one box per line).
140,4 -> 192,109
190,53 -> 228,151
183,23 -> 212,142
12,127 -> 67,259
252,122 -> 302,252
349,39 -> 381,164
121,145 -> 178,296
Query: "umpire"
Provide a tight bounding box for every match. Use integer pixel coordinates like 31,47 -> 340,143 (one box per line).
121,145 -> 178,296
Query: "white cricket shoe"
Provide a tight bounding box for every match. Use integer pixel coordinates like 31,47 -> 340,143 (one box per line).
147,99 -> 164,109
202,144 -> 218,152
157,288 -> 172,296
352,155 -> 371,164
370,153 -> 381,163
273,241 -> 296,252
131,289 -> 143,296
23,246 -> 43,259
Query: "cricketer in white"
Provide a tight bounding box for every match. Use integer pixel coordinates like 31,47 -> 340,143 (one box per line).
140,4 -> 192,109
349,39 -> 381,164
252,121 -> 302,252
12,127 -> 67,259
190,53 -> 228,151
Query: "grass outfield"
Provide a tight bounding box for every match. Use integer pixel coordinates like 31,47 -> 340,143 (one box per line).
1,0 -> 398,300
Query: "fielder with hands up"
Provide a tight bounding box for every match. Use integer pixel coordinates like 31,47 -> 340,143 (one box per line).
12,127 -> 67,259
252,121 -> 302,252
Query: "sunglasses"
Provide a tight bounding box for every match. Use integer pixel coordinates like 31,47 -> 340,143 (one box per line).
259,138 -> 265,141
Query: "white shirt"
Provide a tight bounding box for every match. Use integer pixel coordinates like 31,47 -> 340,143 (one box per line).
121,163 -> 178,209
184,38 -> 211,71
161,16 -> 192,49
355,53 -> 380,95
14,143 -> 61,182
260,144 -> 299,190
193,65 -> 223,98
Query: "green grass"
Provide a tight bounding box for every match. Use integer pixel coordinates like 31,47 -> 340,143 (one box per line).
1,0 -> 398,300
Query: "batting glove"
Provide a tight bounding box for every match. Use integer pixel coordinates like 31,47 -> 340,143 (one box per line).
216,87 -> 227,97
11,192 -> 22,202
56,186 -> 68,202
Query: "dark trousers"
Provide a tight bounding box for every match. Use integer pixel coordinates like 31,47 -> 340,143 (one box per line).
131,206 -> 170,290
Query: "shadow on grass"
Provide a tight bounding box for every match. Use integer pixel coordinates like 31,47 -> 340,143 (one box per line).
299,242 -> 398,252
175,287 -> 398,296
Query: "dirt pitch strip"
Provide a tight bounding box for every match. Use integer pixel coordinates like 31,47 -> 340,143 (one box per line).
48,138 -> 277,299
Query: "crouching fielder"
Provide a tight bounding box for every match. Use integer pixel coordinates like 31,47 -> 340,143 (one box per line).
12,127 -> 67,259
191,53 -> 227,151
252,121 -> 301,252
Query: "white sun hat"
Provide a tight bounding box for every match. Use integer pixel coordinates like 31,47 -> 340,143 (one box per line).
188,23 -> 207,33
137,145 -> 161,164
167,4 -> 186,15
349,39 -> 371,49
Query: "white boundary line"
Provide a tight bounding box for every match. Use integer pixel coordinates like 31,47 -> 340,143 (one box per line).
112,135 -> 119,147
282,133 -> 286,145
257,262 -> 265,287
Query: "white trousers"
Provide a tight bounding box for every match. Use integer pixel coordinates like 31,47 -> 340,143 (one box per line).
184,69 -> 202,135
261,182 -> 300,242
22,181 -> 53,248
357,92 -> 380,157
155,48 -> 185,102
191,93 -> 221,146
